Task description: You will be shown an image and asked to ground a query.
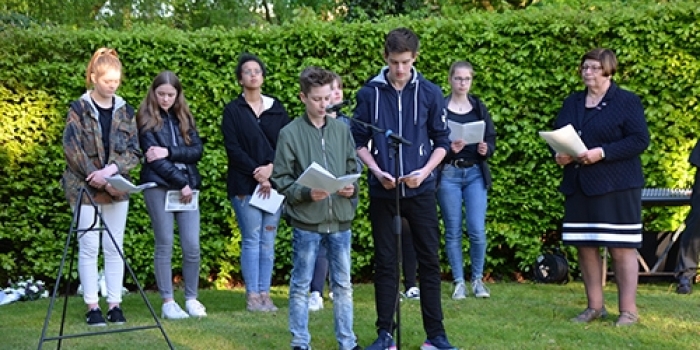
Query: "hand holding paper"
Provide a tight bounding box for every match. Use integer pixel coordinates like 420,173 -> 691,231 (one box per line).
296,162 -> 360,193
448,120 -> 485,145
249,184 -> 285,214
105,174 -> 157,194
539,124 -> 588,157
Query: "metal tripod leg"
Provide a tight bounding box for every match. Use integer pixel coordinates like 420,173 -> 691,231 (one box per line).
38,187 -> 174,350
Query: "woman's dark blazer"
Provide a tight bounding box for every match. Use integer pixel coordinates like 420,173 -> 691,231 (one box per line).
554,82 -> 650,197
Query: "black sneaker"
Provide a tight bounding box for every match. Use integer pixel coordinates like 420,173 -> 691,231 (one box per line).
106,306 -> 126,324
85,308 -> 106,326
677,276 -> 693,294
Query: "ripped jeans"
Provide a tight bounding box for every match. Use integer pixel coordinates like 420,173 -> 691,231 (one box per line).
231,195 -> 282,294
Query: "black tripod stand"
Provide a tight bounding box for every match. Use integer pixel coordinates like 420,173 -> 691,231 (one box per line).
38,186 -> 173,350
348,115 -> 412,350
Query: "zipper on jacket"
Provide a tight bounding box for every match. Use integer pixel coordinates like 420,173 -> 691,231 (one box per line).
397,90 -> 406,197
320,127 -> 332,233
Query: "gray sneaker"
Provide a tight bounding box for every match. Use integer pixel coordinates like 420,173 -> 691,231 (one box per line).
452,282 -> 467,300
472,280 -> 490,298
246,293 -> 266,312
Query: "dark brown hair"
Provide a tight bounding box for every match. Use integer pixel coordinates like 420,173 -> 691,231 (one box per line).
299,67 -> 335,95
579,48 -> 617,77
137,70 -> 197,145
384,27 -> 420,56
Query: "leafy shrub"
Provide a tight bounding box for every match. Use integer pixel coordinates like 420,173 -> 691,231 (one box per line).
1,0 -> 699,287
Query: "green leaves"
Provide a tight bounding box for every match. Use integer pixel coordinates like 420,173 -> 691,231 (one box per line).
2,0 -> 700,285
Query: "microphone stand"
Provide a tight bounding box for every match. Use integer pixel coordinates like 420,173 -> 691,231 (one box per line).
347,115 -> 410,350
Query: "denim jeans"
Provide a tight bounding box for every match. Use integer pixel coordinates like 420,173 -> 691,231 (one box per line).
437,164 -> 488,283
231,195 -> 281,294
289,228 -> 357,350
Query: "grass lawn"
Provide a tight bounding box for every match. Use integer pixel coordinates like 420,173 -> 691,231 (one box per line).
2,281 -> 699,350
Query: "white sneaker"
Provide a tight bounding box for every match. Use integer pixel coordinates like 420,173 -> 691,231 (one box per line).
472,280 -> 490,298
161,301 -> 189,319
452,282 -> 467,300
404,287 -> 420,300
308,291 -> 323,312
185,299 -> 207,317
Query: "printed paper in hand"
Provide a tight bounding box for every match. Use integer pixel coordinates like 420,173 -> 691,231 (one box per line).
249,184 -> 285,214
296,162 -> 361,193
105,175 -> 156,193
539,124 -> 588,157
164,190 -> 199,212
448,120 -> 485,145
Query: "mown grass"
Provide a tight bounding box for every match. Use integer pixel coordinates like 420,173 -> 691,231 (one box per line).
2,281 -> 699,349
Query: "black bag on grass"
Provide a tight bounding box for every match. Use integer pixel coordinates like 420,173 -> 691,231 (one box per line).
533,247 -> 570,284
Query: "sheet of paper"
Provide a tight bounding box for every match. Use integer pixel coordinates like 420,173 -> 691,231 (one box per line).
296,162 -> 360,193
448,120 -> 485,145
539,124 -> 588,156
105,175 -> 157,194
164,190 -> 199,212
248,184 -> 285,214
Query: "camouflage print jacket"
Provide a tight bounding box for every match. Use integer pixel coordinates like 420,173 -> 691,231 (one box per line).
61,92 -> 141,206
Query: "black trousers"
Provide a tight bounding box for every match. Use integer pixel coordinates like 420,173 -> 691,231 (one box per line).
369,191 -> 445,339
676,169 -> 700,278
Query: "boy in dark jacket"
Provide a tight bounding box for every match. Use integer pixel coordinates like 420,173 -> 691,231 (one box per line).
271,67 -> 361,350
351,27 -> 457,350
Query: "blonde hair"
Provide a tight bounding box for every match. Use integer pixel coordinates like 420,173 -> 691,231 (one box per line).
85,48 -> 122,88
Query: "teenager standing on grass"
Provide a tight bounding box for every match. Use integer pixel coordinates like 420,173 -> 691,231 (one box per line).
437,61 -> 497,300
272,67 -> 361,350
222,53 -> 291,312
62,47 -> 140,326
137,70 -> 207,319
352,27 -> 458,350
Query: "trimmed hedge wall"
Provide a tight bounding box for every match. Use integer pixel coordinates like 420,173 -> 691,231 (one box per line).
2,1 -> 700,287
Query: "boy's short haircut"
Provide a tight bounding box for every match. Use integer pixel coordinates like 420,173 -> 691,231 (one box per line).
300,67 -> 335,95
384,27 -> 420,56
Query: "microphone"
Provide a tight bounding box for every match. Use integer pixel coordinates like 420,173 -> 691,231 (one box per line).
385,129 -> 412,146
326,100 -> 350,113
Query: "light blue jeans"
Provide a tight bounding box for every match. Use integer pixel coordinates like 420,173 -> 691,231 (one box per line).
289,228 -> 357,350
437,164 -> 488,283
231,195 -> 281,294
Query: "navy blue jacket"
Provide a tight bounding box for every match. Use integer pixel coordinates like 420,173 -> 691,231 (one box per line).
139,110 -> 203,190
689,140 -> 700,168
352,67 -> 450,199
554,82 -> 649,196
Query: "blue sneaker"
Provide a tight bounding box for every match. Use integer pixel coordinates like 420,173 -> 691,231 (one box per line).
366,329 -> 397,350
420,334 -> 457,350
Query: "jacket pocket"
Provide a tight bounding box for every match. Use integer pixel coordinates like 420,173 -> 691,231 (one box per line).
113,124 -> 132,153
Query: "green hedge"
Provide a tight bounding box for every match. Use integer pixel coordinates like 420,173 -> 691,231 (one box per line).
2,0 -> 700,287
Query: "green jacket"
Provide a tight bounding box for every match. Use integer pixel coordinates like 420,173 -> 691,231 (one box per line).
272,114 -> 358,233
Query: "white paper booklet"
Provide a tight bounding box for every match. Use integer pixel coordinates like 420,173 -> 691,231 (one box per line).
296,162 -> 361,193
105,175 -> 157,193
448,120 -> 485,145
249,184 -> 285,214
164,190 -> 199,212
539,124 -> 588,157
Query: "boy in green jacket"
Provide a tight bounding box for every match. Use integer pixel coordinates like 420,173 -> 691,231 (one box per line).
271,67 -> 361,350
